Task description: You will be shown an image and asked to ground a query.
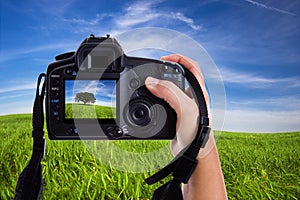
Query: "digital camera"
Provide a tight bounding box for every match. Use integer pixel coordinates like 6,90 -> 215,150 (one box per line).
46,34 -> 185,140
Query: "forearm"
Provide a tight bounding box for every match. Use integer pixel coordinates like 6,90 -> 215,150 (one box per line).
182,146 -> 227,200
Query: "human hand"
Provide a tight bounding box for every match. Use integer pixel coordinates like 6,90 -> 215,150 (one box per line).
145,54 -> 215,158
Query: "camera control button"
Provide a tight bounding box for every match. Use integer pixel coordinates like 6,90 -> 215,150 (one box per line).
54,116 -> 60,122
51,87 -> 59,91
66,128 -> 73,135
50,74 -> 60,78
51,78 -> 60,86
52,92 -> 59,99
130,79 -> 140,89
53,104 -> 59,110
66,128 -> 78,135
65,68 -> 77,76
106,126 -> 123,138
115,128 -> 123,137
65,68 -> 73,75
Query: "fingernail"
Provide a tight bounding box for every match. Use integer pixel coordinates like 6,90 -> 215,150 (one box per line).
145,77 -> 159,88
160,56 -> 168,60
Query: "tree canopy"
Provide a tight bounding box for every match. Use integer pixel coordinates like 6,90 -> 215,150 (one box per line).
75,92 -> 96,105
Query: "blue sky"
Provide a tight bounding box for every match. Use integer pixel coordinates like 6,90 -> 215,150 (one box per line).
0,0 -> 299,132
65,80 -> 116,107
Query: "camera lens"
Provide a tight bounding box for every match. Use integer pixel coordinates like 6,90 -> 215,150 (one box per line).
129,99 -> 152,126
134,109 -> 145,119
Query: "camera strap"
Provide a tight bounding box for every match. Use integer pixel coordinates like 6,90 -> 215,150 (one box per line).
14,73 -> 46,200
145,68 -> 211,200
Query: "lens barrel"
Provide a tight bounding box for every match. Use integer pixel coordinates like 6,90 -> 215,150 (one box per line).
129,98 -> 152,126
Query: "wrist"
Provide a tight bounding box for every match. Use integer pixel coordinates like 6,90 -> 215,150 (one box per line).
198,129 -> 216,159
182,145 -> 227,200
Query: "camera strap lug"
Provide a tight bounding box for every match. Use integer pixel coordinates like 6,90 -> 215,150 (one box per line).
14,73 -> 46,200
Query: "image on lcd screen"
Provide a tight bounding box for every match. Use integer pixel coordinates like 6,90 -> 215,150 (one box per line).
65,80 -> 116,119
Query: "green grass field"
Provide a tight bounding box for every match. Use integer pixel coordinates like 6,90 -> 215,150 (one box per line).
65,103 -> 116,119
1,114 -> 299,199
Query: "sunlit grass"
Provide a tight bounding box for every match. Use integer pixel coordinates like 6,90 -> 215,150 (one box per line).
65,103 -> 116,119
1,114 -> 299,199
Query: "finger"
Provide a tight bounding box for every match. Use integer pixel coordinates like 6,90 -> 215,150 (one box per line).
145,77 -> 199,147
145,77 -> 188,119
162,54 -> 210,108
161,54 -> 204,86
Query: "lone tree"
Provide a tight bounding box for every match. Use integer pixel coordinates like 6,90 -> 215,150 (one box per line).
75,92 -> 96,105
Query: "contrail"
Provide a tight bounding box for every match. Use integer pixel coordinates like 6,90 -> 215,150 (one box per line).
244,0 -> 296,16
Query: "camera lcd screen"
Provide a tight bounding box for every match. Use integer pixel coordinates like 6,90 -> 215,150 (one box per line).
65,80 -> 116,119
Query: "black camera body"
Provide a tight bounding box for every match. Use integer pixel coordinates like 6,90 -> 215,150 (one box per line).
46,35 -> 185,140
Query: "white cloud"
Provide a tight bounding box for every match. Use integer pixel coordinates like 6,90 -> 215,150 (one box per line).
113,1 -> 202,31
63,14 -> 109,26
0,83 -> 36,93
222,108 -> 300,133
230,96 -> 300,111
116,1 -> 162,28
0,43 -> 76,63
171,12 -> 202,31
72,80 -> 115,96
244,0 -> 296,16
95,100 -> 116,108
219,67 -> 300,89
0,100 -> 33,115
81,80 -> 99,94
0,93 -> 31,101
9,0 -> 203,35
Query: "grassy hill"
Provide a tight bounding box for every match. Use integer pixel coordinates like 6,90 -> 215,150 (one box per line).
65,103 -> 116,119
0,114 -> 299,199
